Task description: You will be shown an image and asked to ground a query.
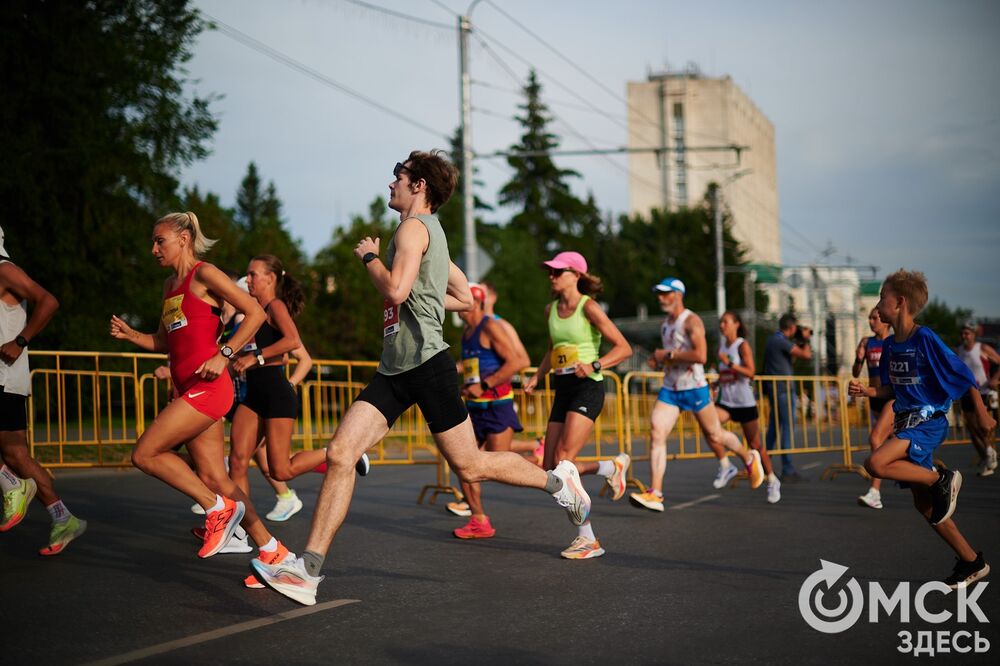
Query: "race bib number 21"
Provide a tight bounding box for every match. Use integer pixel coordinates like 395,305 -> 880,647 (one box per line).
383,299 -> 400,337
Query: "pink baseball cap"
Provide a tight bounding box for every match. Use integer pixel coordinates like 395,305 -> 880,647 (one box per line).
542,251 -> 587,274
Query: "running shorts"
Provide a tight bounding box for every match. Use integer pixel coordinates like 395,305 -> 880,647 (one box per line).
356,350 -> 468,434
468,400 -> 523,443
657,385 -> 712,412
896,415 -> 948,471
0,388 -> 27,431
717,402 -> 759,424
549,375 -> 605,423
178,373 -> 235,422
243,366 -> 299,419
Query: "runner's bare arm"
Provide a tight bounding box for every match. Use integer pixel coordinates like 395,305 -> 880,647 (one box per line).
195,263 -> 266,379
582,298 -> 632,370
666,312 -> 706,365
356,218 -> 428,305
481,318 -> 530,388
981,343 -> 1000,389
852,338 -> 868,378
235,299 -> 300,371
444,260 -> 473,312
0,262 -> 58,364
730,339 -> 756,379
287,345 -> 313,387
524,304 -> 554,393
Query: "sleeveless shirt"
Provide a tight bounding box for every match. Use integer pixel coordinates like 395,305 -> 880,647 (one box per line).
660,309 -> 706,391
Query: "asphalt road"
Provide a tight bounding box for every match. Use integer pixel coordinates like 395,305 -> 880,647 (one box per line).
2,447 -> 998,665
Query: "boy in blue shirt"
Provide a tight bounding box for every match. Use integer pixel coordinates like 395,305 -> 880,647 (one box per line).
850,269 -> 994,588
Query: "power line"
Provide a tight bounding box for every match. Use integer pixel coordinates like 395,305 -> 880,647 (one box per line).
338,0 -> 455,30
425,0 -> 457,19
202,13 -> 450,141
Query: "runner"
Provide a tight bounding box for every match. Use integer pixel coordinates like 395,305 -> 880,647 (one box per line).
0,225 -> 86,555
452,283 -> 531,539
852,307 -> 893,508
630,278 -> 764,513
852,269 -> 993,587
522,250 -> 632,560
956,322 -> 1000,476
714,311 -> 779,503
252,151 -> 592,605
109,212 -> 293,578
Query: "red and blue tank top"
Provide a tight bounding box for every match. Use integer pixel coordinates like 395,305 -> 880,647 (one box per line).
461,317 -> 512,407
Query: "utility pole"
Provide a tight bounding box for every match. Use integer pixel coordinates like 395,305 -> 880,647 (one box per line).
458,2 -> 482,281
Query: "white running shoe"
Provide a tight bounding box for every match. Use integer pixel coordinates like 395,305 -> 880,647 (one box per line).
551,460 -> 591,526
220,526 -> 253,554
979,448 -> 997,477
858,488 -> 883,509
446,501 -> 471,517
766,478 -> 781,504
356,452 -> 371,476
191,502 -> 206,515
266,490 -> 304,522
606,453 -> 630,501
252,555 -> 323,606
712,464 -> 738,489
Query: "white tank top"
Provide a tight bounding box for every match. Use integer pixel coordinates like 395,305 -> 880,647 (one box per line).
0,260 -> 30,396
660,309 -> 706,391
717,337 -> 756,408
957,342 -> 989,393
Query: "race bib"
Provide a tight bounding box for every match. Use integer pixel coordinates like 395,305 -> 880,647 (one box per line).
161,295 -> 188,333
462,357 -> 481,385
242,340 -> 258,353
719,367 -> 737,384
551,344 -> 579,375
383,299 -> 400,337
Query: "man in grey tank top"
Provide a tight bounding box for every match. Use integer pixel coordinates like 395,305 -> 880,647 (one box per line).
252,151 -> 593,606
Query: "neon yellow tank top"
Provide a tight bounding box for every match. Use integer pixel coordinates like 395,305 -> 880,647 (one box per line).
547,295 -> 603,381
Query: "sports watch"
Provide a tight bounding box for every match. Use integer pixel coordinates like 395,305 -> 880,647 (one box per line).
592,360 -> 602,372
15,335 -> 29,347
479,379 -> 491,392
220,345 -> 234,359
362,251 -> 378,265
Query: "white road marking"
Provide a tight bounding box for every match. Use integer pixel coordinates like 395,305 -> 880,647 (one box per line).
82,598 -> 359,665
670,494 -> 721,510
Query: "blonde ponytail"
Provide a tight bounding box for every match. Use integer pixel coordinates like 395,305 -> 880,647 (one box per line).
157,211 -> 217,257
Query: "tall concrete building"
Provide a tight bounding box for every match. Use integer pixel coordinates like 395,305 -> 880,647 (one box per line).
626,67 -> 780,265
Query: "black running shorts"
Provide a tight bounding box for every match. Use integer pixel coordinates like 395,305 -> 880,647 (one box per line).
0,388 -> 27,432
242,366 -> 299,420
716,402 -> 759,424
548,375 -> 605,423
356,350 -> 468,434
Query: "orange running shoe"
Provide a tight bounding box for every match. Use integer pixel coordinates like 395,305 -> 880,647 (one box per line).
245,541 -> 292,588
197,497 -> 245,558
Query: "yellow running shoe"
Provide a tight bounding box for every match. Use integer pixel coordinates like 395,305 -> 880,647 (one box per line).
39,515 -> 87,556
560,536 -> 605,560
1,477 -> 37,531
629,491 -> 664,512
747,449 -> 765,490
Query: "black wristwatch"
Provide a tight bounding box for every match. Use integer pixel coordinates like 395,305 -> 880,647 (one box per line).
256,352 -> 266,366
220,345 -> 234,359
15,335 -> 29,348
362,251 -> 378,265
592,360 -> 602,372
480,379 -> 491,392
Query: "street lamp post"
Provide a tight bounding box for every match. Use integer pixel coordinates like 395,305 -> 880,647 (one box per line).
713,169 -> 752,320
458,1 -> 483,281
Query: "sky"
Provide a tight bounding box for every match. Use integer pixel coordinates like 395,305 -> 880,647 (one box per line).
180,0 -> 1000,317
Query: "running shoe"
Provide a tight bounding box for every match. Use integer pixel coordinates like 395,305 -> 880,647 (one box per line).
191,502 -> 206,515
39,515 -> 87,556
356,452 -> 371,477
943,552 -> 990,589
857,488 -> 883,510
446,501 -> 471,517
629,490 -> 664,512
712,464 -> 738,489
560,536 -> 605,560
1,477 -> 37,531
551,460 -> 591,526
766,478 -> 781,504
266,490 -> 303,522
453,516 -> 496,539
251,555 -> 323,606
191,523 -> 252,554
929,469 -> 962,525
606,453 -> 630,501
198,497 -> 246,558
245,541 -> 292,589
746,450 -> 765,489
532,438 -> 545,466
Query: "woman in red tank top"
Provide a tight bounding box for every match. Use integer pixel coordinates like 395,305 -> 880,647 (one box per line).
110,213 -> 295,574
